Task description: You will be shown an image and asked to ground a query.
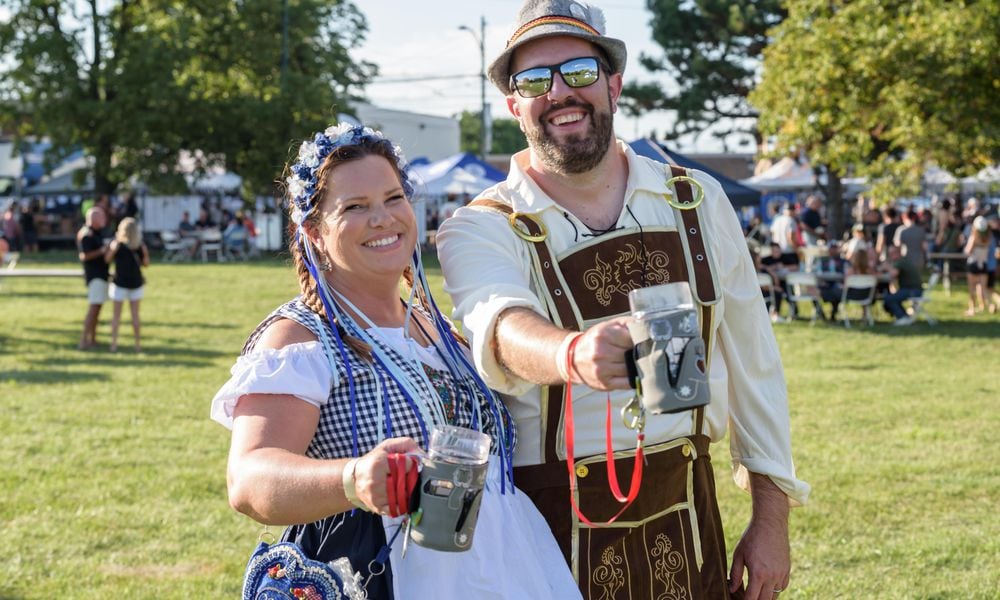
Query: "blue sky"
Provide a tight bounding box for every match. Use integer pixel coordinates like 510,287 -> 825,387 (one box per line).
357,1 -> 745,153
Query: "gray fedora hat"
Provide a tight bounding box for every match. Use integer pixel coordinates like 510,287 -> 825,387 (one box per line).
488,0 -> 627,95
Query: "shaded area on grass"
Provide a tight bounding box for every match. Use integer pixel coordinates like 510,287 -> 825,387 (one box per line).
0,370 -> 110,384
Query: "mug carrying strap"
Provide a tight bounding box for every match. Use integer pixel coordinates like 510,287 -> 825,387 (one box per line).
563,335 -> 645,527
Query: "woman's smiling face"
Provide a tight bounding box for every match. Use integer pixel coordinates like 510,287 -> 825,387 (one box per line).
307,154 -> 417,289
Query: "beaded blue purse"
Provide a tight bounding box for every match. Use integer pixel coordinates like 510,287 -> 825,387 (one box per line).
242,541 -> 367,600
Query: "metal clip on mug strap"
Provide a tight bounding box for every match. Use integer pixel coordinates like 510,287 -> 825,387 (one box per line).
563,335 -> 645,527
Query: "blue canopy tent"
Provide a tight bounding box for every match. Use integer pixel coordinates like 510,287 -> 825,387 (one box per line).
629,138 -> 761,208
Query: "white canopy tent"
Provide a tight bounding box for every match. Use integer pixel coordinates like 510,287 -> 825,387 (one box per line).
742,157 -> 816,191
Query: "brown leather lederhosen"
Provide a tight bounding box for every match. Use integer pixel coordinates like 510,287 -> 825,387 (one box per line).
471,166 -> 738,599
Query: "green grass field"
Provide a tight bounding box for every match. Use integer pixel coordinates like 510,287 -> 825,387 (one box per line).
1,252 -> 998,599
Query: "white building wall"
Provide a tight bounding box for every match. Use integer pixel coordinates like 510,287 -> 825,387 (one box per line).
354,103 -> 459,162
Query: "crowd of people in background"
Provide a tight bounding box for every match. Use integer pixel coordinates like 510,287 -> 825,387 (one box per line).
750,193 -> 1000,324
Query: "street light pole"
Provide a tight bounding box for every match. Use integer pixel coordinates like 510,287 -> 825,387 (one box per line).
460,17 -> 489,159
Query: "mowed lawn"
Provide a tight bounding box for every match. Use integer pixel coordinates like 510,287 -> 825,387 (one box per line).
1,251 -> 998,599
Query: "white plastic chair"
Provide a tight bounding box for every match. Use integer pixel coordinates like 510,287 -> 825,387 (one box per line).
160,231 -> 189,263
225,230 -> 248,261
908,293 -> 938,326
199,229 -> 224,262
840,274 -> 877,328
2,251 -> 20,271
785,271 -> 822,324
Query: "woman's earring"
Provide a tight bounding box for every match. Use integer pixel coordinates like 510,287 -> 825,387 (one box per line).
319,258 -> 332,271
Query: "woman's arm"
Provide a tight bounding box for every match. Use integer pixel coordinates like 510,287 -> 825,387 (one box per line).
140,244 -> 150,267
228,397 -> 420,525
104,240 -> 118,263
225,318 -> 420,525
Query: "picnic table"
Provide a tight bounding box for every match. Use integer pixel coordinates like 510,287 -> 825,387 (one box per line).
0,252 -> 83,290
927,252 -> 968,296
0,268 -> 83,278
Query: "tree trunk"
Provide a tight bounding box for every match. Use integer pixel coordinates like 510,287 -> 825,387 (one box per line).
94,140 -> 115,195
824,166 -> 845,241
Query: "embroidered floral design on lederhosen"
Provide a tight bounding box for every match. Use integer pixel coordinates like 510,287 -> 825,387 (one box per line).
558,231 -> 685,323
592,546 -> 626,600
651,532 -> 688,600
583,242 -> 671,307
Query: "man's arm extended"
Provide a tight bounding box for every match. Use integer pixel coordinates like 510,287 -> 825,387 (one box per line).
494,306 -> 634,391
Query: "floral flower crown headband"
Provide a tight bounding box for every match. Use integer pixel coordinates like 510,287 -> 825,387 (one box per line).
285,123 -> 412,226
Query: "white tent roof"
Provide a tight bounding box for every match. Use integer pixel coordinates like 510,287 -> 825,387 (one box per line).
409,154 -> 503,198
742,157 -> 815,191
192,170 -> 242,193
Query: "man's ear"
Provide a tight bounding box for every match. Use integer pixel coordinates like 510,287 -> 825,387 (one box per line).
506,95 -> 527,132
607,72 -> 623,114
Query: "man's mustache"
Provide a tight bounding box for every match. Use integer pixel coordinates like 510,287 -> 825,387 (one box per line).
540,98 -> 595,124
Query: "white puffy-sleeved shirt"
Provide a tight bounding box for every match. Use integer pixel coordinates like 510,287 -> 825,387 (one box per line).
437,141 -> 810,506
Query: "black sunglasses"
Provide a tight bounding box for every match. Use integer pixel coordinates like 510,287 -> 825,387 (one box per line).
510,56 -> 604,98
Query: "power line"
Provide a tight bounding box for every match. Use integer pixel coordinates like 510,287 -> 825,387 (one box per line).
369,73 -> 478,84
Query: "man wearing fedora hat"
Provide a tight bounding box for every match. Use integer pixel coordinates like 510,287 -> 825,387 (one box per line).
438,2 -> 809,598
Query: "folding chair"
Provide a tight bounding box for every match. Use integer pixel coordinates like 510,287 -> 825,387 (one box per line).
840,274 -> 877,328
160,231 -> 189,263
908,292 -> 938,326
225,230 -> 248,261
757,272 -> 776,313
785,271 -> 822,324
200,229 -> 224,262
2,251 -> 20,271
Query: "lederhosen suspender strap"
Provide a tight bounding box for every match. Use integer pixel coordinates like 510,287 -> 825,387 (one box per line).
666,164 -> 719,436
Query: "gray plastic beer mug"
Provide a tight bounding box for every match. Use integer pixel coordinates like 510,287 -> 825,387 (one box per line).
626,282 -> 710,414
409,425 -> 490,552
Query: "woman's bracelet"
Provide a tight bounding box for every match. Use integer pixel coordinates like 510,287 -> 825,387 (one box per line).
341,458 -> 369,511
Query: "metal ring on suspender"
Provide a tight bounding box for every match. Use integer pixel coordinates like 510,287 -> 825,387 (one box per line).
664,175 -> 706,210
507,211 -> 548,242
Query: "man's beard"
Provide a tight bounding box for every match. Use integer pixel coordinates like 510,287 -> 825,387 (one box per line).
526,98 -> 614,175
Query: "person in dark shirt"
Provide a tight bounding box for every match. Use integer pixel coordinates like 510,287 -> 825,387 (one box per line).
194,207 -> 215,230
76,207 -> 110,349
881,245 -> 924,325
105,217 -> 149,353
19,203 -> 39,253
874,206 -> 900,263
798,195 -> 824,246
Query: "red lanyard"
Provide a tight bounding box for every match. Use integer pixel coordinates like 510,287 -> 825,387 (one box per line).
563,335 -> 645,526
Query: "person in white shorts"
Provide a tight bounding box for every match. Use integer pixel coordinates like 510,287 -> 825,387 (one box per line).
76,207 -> 109,350
105,217 -> 149,353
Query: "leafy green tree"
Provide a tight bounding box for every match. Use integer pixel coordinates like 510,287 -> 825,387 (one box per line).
622,0 -> 785,148
458,110 -> 526,155
751,0 -> 1000,236
0,0 -> 373,196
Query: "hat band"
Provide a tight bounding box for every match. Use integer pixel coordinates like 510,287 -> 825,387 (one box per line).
507,16 -> 601,48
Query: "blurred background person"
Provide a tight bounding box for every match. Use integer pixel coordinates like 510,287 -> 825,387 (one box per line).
76,207 -> 109,349
104,217 -> 149,352
874,205 -> 900,264
963,216 -> 994,316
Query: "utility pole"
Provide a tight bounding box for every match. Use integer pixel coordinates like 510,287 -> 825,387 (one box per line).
460,16 -> 489,159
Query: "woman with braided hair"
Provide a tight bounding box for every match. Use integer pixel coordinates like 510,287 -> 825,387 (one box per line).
211,125 -> 578,599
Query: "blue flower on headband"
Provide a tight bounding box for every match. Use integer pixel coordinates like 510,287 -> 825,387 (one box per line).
286,123 -> 410,225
